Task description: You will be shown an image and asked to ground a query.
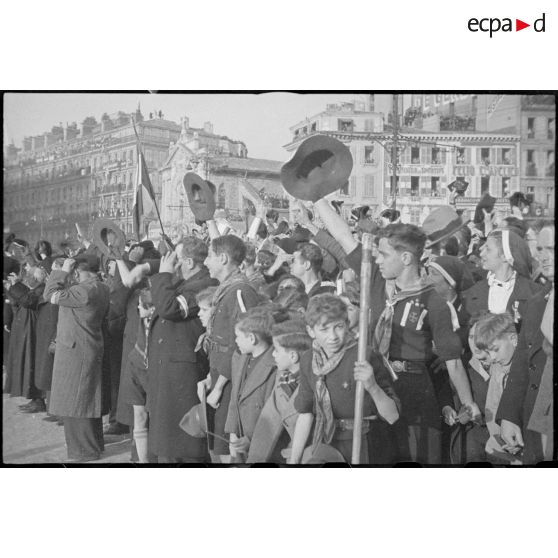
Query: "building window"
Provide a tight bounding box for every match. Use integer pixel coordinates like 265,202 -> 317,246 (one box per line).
480,148 -> 491,165
411,176 -> 420,197
456,148 -> 467,164
500,148 -> 513,165
349,176 -> 357,197
338,119 -> 354,132
311,122 -> 317,132
481,176 -> 490,196
546,150 -> 555,177
502,177 -> 511,197
431,177 -> 440,196
548,118 -> 555,140
364,175 -> 375,197
431,148 -> 441,165
411,147 -> 420,164
526,149 -> 537,176
527,117 -> 535,139
364,146 -> 375,164
527,186 -> 535,195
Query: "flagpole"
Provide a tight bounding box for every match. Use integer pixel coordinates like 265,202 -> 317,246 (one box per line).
131,116 -> 171,246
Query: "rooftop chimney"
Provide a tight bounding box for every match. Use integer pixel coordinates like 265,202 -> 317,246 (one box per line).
203,121 -> 213,134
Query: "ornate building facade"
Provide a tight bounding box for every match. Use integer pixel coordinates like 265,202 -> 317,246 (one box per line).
158,118 -> 286,239
3,107 -> 180,246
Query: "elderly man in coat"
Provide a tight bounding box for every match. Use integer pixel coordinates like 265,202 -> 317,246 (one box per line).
44,254 -> 110,463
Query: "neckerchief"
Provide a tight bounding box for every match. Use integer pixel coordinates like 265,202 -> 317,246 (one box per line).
311,333 -> 357,450
372,280 -> 433,360
277,370 -> 300,397
207,269 -> 249,336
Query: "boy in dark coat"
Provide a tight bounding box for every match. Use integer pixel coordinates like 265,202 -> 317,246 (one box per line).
201,235 -> 261,462
225,307 -> 278,462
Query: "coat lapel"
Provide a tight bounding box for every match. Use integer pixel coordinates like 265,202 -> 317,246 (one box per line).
238,348 -> 276,404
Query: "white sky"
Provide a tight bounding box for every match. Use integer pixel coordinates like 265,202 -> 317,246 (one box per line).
3,92 -> 359,162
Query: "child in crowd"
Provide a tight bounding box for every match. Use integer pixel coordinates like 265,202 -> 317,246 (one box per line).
120,288 -> 155,463
338,281 -> 360,337
195,286 -> 218,401
452,312 -> 521,464
273,287 -> 309,317
248,319 -> 312,463
225,306 -> 279,462
289,294 -> 400,464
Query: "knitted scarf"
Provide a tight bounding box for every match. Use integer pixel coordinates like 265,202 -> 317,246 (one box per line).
311,333 -> 357,450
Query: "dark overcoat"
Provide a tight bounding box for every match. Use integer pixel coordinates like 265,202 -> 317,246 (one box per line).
461,274 -> 542,328
115,285 -> 143,425
224,347 -> 277,441
496,289 -> 550,463
147,268 -> 217,460
44,270 -> 110,418
5,282 -> 43,398
206,278 -> 261,454
34,296 -> 59,392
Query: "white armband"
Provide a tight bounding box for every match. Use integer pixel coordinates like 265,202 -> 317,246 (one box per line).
176,294 -> 189,317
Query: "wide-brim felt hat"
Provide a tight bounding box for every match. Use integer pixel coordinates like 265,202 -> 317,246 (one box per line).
281,135 -> 353,202
473,193 -> 497,225
183,172 -> 216,222
92,219 -> 127,259
301,443 -> 347,464
447,178 -> 469,195
179,386 -> 208,439
423,206 -> 470,249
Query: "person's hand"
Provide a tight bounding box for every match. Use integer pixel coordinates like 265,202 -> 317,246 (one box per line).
354,361 -> 377,391
61,258 -> 75,273
229,435 -> 250,457
342,268 -> 356,283
449,190 -> 459,205
197,376 -> 212,402
206,388 -> 222,409
159,251 -> 178,274
128,246 -> 144,264
442,406 -> 458,426
500,419 -> 524,454
465,402 -> 482,422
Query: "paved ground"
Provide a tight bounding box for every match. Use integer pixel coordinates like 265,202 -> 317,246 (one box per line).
2,394 -> 132,464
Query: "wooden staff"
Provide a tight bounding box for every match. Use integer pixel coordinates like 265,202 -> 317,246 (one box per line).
351,232 -> 374,464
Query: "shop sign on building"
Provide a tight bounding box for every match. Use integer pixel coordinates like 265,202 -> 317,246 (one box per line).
453,165 -> 518,176
388,164 -> 445,175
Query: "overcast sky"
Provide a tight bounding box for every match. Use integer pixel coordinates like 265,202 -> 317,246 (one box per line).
3,92 -> 360,162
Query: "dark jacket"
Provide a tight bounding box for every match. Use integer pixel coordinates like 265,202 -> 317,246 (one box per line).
5,282 -> 44,398
495,289 -> 550,463
224,348 -> 277,442
461,274 -> 542,329
147,268 -> 217,460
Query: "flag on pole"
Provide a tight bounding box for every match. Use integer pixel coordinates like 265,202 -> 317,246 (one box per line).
132,144 -> 156,240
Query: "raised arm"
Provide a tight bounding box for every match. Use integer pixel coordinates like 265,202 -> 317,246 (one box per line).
313,199 -> 358,254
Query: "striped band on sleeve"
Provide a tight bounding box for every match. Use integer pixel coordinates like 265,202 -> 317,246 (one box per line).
176,294 -> 189,317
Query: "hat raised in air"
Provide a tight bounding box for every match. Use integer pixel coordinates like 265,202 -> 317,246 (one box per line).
281,135 -> 353,202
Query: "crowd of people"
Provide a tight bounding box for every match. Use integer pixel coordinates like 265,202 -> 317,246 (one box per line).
3,191 -> 554,465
